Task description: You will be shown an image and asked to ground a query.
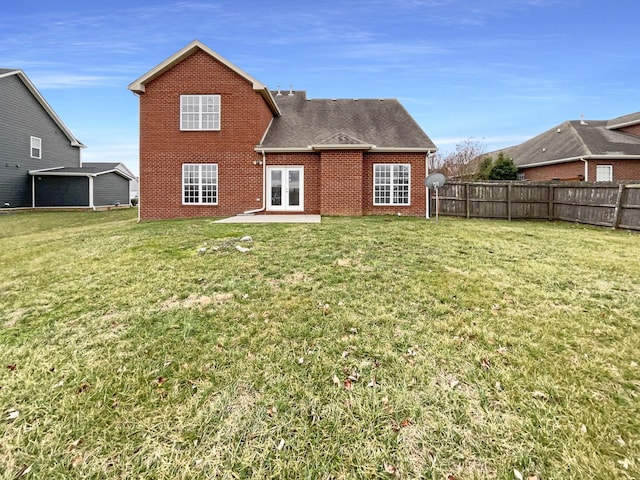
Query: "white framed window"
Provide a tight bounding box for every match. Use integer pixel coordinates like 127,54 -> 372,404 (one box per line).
180,95 -> 220,131
30,136 -> 42,158
373,164 -> 411,205
182,164 -> 218,204
596,165 -> 613,182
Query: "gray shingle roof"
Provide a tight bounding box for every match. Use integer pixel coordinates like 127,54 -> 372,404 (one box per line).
30,163 -> 134,179
499,118 -> 640,168
0,68 -> 18,75
606,111 -> 640,129
258,91 -> 436,151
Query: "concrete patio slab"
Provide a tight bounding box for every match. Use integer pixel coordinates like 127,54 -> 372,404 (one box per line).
214,214 -> 321,224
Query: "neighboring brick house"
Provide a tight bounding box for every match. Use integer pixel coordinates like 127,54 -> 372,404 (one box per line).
128,40 -> 437,220
1,69 -> 134,208
495,112 -> 640,182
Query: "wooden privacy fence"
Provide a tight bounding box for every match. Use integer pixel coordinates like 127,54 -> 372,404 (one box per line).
431,181 -> 640,231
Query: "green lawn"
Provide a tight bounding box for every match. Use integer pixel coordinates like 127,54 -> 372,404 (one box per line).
1,209 -> 638,479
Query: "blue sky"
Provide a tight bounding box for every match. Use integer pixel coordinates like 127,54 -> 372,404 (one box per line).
2,0 -> 638,175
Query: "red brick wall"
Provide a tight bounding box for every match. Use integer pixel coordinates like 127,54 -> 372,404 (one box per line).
587,159 -> 640,181
320,151 -> 364,216
363,152 -> 427,216
522,161 -> 585,181
263,152 -> 321,214
522,159 -> 640,181
138,49 -> 274,220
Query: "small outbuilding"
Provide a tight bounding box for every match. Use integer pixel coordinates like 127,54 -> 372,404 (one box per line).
29,162 -> 135,208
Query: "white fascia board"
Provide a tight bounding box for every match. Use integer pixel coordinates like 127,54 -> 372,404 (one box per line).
519,154 -> 640,169
11,70 -> 85,148
128,40 -> 281,115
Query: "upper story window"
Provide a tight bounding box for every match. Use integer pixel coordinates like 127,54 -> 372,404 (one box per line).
30,136 -> 42,158
596,165 -> 613,182
180,95 -> 220,131
373,164 -> 411,205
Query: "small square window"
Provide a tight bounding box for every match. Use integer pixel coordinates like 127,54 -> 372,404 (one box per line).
596,165 -> 612,182
30,136 -> 41,159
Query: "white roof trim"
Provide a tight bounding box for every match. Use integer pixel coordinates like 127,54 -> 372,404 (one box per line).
127,40 -> 280,115
1,70 -> 85,148
519,154 -> 640,169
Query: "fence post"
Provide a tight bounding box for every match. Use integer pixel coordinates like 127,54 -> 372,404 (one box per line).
548,184 -> 555,220
507,183 -> 512,221
612,184 -> 626,229
465,183 -> 470,219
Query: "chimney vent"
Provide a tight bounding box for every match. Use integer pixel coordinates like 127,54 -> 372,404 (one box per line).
288,84 -> 294,96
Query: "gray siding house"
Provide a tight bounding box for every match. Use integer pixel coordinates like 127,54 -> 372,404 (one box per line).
1,69 -> 134,208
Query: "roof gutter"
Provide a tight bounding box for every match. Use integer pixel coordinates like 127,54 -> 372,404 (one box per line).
518,154 -> 640,169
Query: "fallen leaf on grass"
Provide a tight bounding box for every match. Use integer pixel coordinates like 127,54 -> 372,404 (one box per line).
348,370 -> 360,382
480,358 -> 491,369
267,405 -> 277,417
496,346 -> 508,355
276,439 -> 285,451
6,409 -> 19,421
447,474 -> 459,480
580,424 -> 587,434
71,455 -> 83,468
156,377 -> 167,386
617,459 -> 630,470
344,378 -> 353,391
332,374 -> 341,387
76,383 -> 90,394
367,377 -> 378,388
6,363 -> 16,371
68,439 -> 83,450
532,390 -> 548,400
514,468 -> 524,480
14,465 -> 31,477
384,462 -> 399,477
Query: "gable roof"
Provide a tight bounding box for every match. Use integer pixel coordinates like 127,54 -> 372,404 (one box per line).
29,162 -> 135,180
0,69 -> 85,148
258,91 -> 436,153
498,118 -> 640,169
127,40 -> 280,116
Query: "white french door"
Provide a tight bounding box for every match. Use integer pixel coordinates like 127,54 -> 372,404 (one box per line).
267,166 -> 304,211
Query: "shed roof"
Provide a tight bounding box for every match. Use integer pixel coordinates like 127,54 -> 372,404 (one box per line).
258,91 -> 436,153
30,163 -> 135,180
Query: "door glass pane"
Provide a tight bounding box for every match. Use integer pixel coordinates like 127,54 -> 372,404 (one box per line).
271,171 -> 282,206
288,170 -> 300,206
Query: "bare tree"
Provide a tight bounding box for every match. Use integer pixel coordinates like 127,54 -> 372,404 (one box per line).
429,138 -> 487,179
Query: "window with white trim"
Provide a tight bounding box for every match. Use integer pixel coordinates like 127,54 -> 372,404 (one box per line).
182,164 -> 218,204
596,164 -> 613,182
180,95 -> 220,130
30,136 -> 42,158
373,164 -> 411,205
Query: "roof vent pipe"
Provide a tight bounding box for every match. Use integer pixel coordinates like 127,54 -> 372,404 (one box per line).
288,85 -> 294,96
580,114 -> 587,125
276,85 -> 282,96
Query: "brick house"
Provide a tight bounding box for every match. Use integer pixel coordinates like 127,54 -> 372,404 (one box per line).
128,41 -> 436,220
495,112 -> 640,182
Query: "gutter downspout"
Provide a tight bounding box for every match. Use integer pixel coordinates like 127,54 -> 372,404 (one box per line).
32,175 -> 36,208
580,157 -> 588,181
425,152 -> 431,219
242,150 -> 267,215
